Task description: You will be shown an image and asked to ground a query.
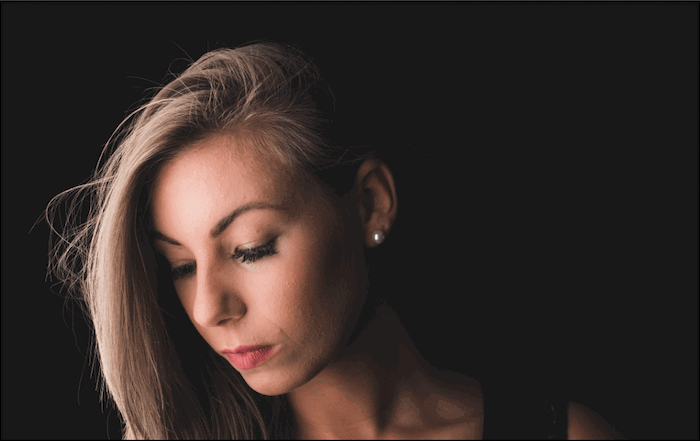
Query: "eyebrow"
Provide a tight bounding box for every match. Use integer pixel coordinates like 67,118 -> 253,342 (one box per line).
152,202 -> 286,247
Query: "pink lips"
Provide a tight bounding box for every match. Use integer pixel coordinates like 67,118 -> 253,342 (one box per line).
223,345 -> 275,370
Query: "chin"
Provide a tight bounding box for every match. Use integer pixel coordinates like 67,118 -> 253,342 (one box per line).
239,365 -> 314,397
243,350 -> 335,397
247,381 -> 289,397
237,369 -> 290,396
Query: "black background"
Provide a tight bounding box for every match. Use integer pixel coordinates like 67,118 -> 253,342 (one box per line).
2,2 -> 698,440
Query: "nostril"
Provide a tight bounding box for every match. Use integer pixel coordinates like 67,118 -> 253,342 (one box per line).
216,317 -> 232,326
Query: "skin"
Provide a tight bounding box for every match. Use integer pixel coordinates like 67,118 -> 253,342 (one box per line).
149,132 -> 621,439
150,133 -> 360,398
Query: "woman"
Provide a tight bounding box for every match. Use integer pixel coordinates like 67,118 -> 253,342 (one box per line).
45,41 -> 622,439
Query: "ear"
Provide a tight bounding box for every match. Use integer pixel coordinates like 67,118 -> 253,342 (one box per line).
354,158 -> 398,248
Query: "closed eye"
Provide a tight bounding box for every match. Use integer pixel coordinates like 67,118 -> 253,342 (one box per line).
169,237 -> 278,281
232,237 -> 278,263
171,262 -> 196,280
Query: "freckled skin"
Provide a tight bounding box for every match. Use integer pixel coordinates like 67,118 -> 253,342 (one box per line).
150,133 -> 359,396
149,132 -> 485,439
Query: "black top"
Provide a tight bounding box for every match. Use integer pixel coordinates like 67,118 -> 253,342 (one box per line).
480,376 -> 568,440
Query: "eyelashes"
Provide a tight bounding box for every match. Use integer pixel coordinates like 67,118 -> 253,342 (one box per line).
170,237 -> 278,281
171,262 -> 196,280
232,238 -> 278,263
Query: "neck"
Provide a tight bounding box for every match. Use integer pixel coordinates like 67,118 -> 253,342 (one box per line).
286,297 -> 431,439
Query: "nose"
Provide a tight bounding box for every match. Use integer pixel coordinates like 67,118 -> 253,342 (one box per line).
191,261 -> 246,328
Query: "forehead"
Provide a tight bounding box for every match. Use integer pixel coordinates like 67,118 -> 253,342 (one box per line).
149,134 -> 298,233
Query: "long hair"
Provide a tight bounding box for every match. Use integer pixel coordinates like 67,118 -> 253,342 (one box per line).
44,42 -> 374,439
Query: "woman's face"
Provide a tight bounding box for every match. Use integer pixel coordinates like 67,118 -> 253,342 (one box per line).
150,133 -> 361,396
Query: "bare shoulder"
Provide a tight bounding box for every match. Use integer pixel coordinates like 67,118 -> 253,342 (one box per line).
385,368 -> 484,440
420,369 -> 484,438
568,401 -> 627,440
429,369 -> 484,416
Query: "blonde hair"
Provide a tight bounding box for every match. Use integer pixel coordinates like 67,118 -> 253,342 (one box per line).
44,42 -> 370,439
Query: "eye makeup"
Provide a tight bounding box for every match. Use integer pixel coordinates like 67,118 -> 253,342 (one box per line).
232,237 -> 278,263
169,237 -> 279,281
171,262 -> 196,280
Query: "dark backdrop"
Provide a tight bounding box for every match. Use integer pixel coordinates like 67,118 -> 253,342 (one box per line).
2,3 -> 697,440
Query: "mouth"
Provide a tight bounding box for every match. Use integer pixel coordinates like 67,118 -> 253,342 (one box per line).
222,345 -> 276,370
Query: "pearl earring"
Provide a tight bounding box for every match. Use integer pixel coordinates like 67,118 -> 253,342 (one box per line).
372,230 -> 385,245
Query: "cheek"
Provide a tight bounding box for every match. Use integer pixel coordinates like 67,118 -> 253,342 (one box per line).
272,222 -> 354,346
